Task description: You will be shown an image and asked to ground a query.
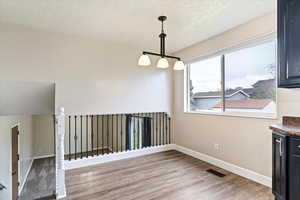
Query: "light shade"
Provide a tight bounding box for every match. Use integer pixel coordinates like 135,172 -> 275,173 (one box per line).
138,55 -> 151,66
173,60 -> 185,70
157,58 -> 169,69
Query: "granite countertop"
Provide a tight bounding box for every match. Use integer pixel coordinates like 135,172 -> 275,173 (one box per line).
270,116 -> 300,136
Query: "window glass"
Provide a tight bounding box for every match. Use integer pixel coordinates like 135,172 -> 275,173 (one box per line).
186,40 -> 277,117
224,41 -> 276,114
189,56 -> 222,112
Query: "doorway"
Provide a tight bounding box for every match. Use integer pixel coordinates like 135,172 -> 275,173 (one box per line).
11,125 -> 19,200
125,115 -> 152,150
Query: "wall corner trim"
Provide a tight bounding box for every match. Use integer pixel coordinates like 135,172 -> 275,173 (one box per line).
174,144 -> 272,188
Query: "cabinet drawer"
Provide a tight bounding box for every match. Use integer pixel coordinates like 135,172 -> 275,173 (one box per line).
290,138 -> 300,155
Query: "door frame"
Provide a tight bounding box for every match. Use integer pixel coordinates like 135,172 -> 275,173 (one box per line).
11,123 -> 20,198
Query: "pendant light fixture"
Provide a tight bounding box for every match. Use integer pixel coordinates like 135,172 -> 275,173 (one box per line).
138,16 -> 185,70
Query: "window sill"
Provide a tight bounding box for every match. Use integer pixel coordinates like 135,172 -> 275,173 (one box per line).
184,110 -> 278,120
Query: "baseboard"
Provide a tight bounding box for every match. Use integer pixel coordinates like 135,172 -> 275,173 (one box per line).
174,145 -> 272,188
19,158 -> 34,195
65,144 -> 176,170
33,154 -> 55,160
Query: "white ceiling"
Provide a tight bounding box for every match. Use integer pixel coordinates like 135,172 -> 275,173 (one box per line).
0,0 -> 275,52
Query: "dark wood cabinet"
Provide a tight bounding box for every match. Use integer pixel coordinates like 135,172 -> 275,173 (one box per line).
272,132 -> 300,200
272,132 -> 287,200
278,0 -> 300,88
288,138 -> 300,200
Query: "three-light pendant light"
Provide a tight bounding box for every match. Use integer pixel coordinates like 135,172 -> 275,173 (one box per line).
138,16 -> 185,70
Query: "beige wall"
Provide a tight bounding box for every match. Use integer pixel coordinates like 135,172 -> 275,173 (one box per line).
0,115 -> 34,200
173,12 -> 300,178
0,81 -> 55,115
0,22 -> 172,116
33,115 -> 55,157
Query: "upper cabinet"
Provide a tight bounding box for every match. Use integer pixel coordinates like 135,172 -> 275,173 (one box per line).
278,0 -> 300,88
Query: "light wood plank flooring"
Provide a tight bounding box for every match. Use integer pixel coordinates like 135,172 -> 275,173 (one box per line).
65,150 -> 274,200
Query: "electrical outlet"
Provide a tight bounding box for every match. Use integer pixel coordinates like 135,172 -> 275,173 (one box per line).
214,143 -> 220,151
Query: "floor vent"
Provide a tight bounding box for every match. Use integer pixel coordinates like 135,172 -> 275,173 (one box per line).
206,169 -> 226,178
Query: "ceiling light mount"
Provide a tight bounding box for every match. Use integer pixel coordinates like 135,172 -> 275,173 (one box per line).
138,16 -> 185,70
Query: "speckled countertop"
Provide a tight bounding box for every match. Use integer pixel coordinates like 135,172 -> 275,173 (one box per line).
270,116 -> 300,136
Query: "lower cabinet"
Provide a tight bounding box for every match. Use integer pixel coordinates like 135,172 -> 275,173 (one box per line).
289,138 -> 300,200
272,132 -> 287,200
272,131 -> 300,200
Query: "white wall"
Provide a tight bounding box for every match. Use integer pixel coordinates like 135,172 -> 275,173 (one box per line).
0,115 -> 34,200
173,12 -> 300,179
0,22 -> 172,115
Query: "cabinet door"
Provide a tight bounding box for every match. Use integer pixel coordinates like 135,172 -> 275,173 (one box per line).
289,154 -> 300,199
272,133 -> 287,199
278,0 -> 300,88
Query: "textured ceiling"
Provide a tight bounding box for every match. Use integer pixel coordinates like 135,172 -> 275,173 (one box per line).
0,0 -> 275,52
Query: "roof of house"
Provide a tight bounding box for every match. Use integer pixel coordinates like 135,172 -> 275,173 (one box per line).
193,88 -> 252,98
192,79 -> 275,99
213,99 -> 273,109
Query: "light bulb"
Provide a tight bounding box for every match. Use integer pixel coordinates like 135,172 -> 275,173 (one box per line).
173,60 -> 185,70
157,58 -> 169,69
138,54 -> 151,66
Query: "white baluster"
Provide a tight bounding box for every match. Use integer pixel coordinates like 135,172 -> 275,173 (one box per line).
56,107 -> 66,199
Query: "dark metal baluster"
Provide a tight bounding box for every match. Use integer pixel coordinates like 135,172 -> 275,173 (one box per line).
80,116 -> 83,158
116,114 -> 119,152
97,115 -> 99,156
155,113 -> 159,146
161,112 -> 164,145
121,114 -> 123,152
134,114 -> 136,150
91,115 -> 94,156
86,115 -> 88,158
111,115 -> 115,152
162,113 -> 164,145
168,117 -> 171,144
68,116 -> 71,160
107,115 -> 109,154
102,115 -> 104,155
75,116 -> 77,160
153,113 -> 155,146
158,113 -> 161,145
165,114 -> 168,145
151,113 -> 153,146
163,113 -> 166,145
137,113 -> 140,149
149,113 -> 151,146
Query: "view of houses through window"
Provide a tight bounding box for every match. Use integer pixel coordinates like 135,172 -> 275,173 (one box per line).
188,40 -> 276,115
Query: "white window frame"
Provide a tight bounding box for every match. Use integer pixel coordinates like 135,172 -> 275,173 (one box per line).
184,33 -> 278,119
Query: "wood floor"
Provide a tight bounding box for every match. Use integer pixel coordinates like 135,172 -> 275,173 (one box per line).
65,150 -> 274,200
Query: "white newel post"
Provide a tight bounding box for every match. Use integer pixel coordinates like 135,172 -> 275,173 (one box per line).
56,107 -> 66,199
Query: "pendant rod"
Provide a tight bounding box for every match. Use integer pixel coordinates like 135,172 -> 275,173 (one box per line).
160,33 -> 166,56
142,51 -> 181,60
159,16 -> 167,57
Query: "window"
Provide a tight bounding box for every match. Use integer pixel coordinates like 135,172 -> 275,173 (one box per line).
186,40 -> 276,118
188,56 -> 222,112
